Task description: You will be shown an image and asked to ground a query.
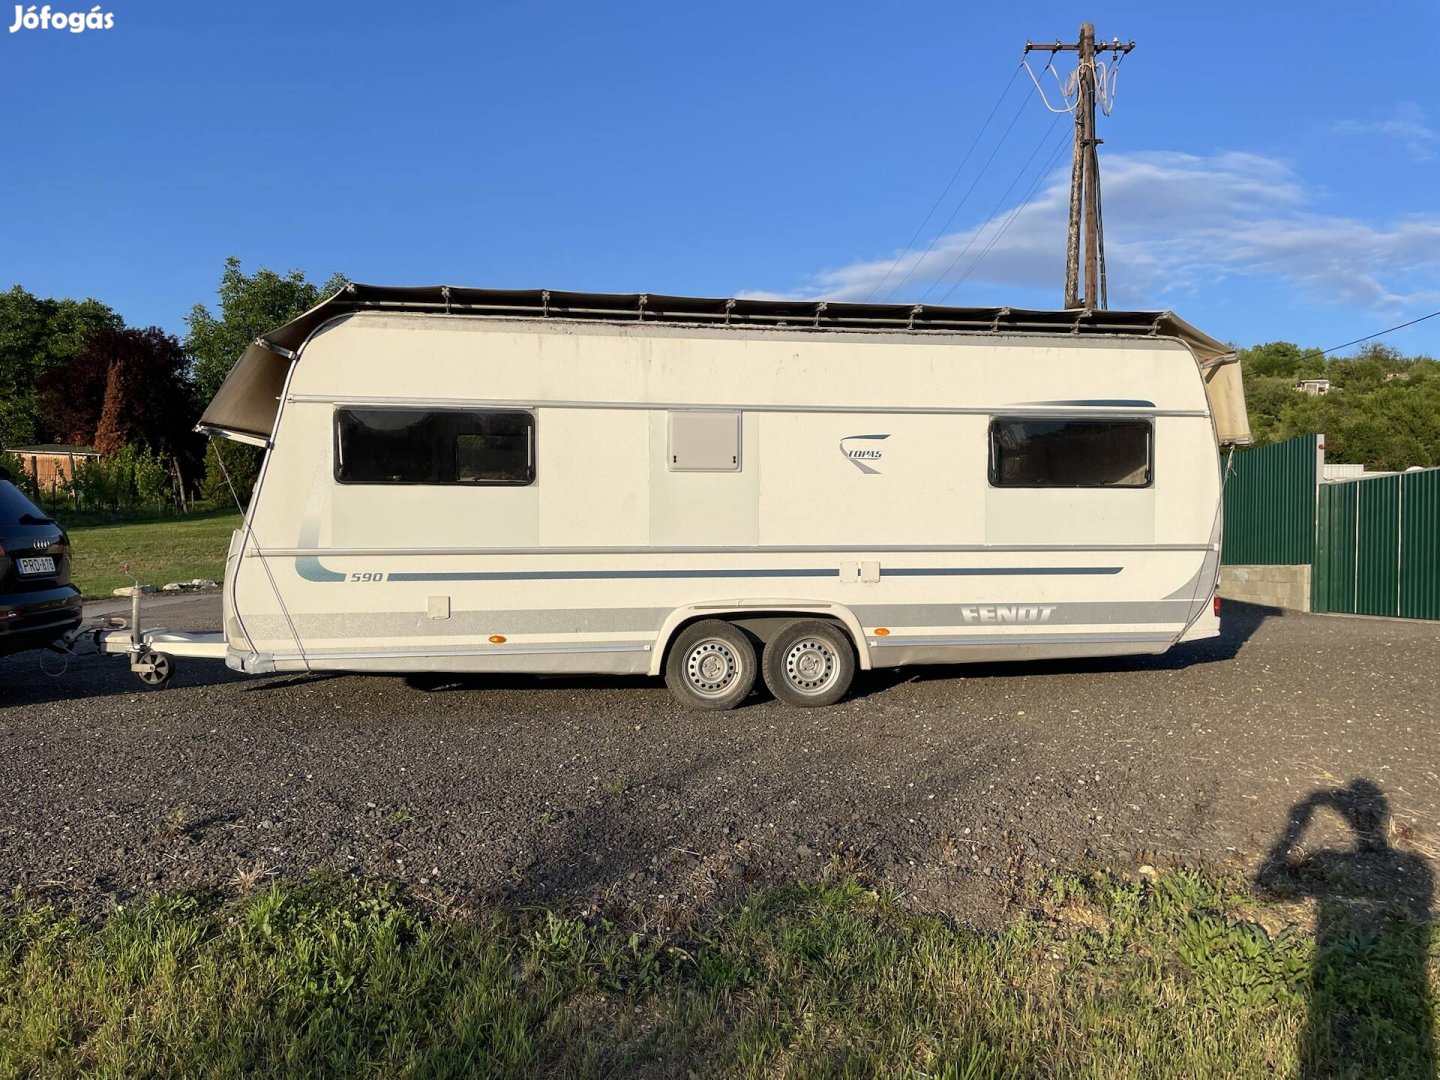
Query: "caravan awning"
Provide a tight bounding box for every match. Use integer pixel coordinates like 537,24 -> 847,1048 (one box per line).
196,285 -> 1252,445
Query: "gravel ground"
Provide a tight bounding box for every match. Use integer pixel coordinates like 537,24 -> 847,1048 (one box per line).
1,596 -> 1436,926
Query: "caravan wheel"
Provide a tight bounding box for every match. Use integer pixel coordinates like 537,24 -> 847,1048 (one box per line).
665,620 -> 756,711
763,620 -> 855,707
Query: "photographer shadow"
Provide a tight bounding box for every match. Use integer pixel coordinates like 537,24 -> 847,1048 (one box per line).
1256,780 -> 1435,1079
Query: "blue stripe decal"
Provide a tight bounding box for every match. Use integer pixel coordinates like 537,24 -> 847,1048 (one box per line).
380,566 -> 1122,583
1018,399 -> 1156,408
883,567 -> 1121,577
295,499 -> 345,581
296,556 -> 347,582
386,568 -> 837,582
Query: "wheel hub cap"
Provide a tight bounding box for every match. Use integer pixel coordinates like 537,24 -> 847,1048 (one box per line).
784,639 -> 838,694
686,640 -> 739,697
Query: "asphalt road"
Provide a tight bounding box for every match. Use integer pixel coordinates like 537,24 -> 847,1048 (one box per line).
1,595 -> 1436,926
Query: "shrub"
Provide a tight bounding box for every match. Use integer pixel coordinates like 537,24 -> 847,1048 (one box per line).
69,445 -> 176,513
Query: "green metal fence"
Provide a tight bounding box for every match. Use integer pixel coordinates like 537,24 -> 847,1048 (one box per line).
1220,435 -> 1320,565
1314,468 -> 1440,617
1399,469 -> 1440,619
1313,480 -> 1356,614
1220,433 -> 1439,619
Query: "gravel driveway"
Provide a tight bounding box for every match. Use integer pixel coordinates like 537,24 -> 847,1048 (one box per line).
1,596 -> 1436,926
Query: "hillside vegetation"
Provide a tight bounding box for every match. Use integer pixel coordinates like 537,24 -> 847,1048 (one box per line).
1238,341 -> 1440,470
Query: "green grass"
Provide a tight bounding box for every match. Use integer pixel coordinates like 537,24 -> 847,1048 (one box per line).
62,509 -> 241,599
1,870 -> 1434,1078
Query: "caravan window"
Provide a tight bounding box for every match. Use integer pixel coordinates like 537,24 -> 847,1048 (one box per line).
989,419 -> 1151,488
335,408 -> 534,485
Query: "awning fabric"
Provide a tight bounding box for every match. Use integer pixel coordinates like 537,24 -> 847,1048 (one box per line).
197,284 -> 1252,445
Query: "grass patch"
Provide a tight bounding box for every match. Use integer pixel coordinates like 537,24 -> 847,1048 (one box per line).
63,509 -> 241,599
1,870 -> 1434,1077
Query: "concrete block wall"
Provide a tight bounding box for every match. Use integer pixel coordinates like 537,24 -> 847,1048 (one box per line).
1219,565 -> 1312,613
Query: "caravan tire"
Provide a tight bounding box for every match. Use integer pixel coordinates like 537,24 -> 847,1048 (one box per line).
763,620 -> 855,708
665,620 -> 757,711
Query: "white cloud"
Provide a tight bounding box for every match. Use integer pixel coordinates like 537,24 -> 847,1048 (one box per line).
747,149 -> 1440,313
1334,102 -> 1437,161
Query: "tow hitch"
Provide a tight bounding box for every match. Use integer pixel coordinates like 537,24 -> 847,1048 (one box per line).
92,585 -> 227,689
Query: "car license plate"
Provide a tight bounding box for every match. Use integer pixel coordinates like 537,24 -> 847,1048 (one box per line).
16,556 -> 55,576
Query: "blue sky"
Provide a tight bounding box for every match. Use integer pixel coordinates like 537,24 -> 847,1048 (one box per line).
2,0 -> 1437,354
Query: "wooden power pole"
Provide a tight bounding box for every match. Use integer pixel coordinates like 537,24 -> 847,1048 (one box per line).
1025,23 -> 1134,309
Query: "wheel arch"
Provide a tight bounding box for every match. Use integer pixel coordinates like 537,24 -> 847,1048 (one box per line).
650,602 -> 870,676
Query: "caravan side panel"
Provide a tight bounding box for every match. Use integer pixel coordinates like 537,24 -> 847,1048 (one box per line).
225,315 -> 1222,675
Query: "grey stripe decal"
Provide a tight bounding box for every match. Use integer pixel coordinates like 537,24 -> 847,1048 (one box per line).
243,601 -> 1190,644
869,632 -> 1174,648
851,600 -> 1190,626
245,608 -> 669,639
269,641 -> 650,662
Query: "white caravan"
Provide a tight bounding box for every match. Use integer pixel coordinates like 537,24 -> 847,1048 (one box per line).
108,286 -> 1252,708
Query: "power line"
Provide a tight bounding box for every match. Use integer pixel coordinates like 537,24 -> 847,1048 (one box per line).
919,113 -> 1063,303
878,82 -> 1036,303
936,125 -> 1071,305
1288,310 -> 1440,364
863,65 -> 1024,303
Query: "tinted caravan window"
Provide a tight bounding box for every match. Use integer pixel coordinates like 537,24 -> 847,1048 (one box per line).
989,419 -> 1151,488
335,409 -> 534,485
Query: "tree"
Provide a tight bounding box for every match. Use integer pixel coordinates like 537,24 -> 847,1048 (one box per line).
184,259 -> 344,505
89,328 -> 196,459
1240,341 -> 1316,380
0,285 -> 122,447
34,344 -> 112,447
186,257 -> 346,403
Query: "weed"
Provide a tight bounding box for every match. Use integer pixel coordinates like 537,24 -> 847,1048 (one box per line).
153,807 -> 191,843
228,863 -> 274,896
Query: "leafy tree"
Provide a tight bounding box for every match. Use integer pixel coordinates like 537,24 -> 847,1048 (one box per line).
1235,376 -> 1296,447
201,439 -> 258,506
0,449 -> 24,487
186,257 -> 346,403
90,328 -> 197,459
1239,341 -> 1317,380
0,285 -> 122,446
184,258 -> 344,505
34,345 -> 111,447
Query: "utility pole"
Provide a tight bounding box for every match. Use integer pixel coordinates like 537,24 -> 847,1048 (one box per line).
1024,23 -> 1134,309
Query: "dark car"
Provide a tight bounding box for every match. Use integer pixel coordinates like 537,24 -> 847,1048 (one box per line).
0,475 -> 83,657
